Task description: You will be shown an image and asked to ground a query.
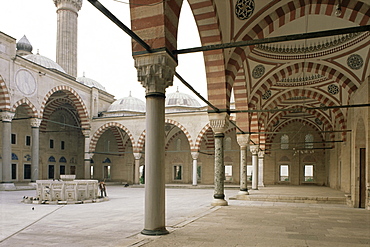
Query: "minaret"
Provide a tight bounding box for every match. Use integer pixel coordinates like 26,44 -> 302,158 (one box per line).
53,0 -> 82,77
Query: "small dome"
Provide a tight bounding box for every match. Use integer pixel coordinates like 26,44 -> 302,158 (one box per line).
23,52 -> 65,73
166,90 -> 201,107
107,93 -> 146,113
17,35 -> 33,53
76,74 -> 106,91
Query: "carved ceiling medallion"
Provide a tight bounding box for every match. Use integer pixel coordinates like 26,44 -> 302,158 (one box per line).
235,0 -> 255,20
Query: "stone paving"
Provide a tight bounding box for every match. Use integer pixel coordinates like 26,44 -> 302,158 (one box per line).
0,185 -> 369,247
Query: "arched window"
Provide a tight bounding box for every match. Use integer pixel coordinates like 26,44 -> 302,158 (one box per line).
176,139 -> 181,151
305,134 -> 314,149
48,156 -> 56,162
281,134 -> 289,149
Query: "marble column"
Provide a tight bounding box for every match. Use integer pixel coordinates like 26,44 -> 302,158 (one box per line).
237,134 -> 250,197
82,130 -> 91,179
1,112 -> 15,182
53,0 -> 82,77
258,151 -> 265,187
135,52 -> 176,235
250,145 -> 259,190
30,118 -> 41,182
133,152 -> 142,184
209,113 -> 229,206
191,152 -> 199,186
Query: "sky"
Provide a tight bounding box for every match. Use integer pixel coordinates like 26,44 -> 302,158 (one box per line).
0,0 -> 208,102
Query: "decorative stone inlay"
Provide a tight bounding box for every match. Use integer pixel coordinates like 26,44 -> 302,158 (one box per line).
252,64 -> 265,79
235,0 -> 255,20
315,118 -> 322,125
135,53 -> 177,94
16,69 -> 36,95
281,74 -> 324,83
262,90 -> 271,100
328,84 -> 339,95
320,103 -> 328,111
347,54 -> 363,70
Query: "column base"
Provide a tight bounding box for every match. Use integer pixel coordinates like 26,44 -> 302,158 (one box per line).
211,198 -> 228,206
238,190 -> 249,195
141,228 -> 169,236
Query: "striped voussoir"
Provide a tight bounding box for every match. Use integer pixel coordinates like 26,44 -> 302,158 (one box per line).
165,119 -> 194,150
226,0 -> 367,99
11,98 -> 39,118
0,75 -> 10,111
90,122 -> 135,155
40,85 -> 90,131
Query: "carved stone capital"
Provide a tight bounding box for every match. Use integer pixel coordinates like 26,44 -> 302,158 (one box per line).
237,134 -> 250,148
208,113 -> 230,134
191,152 -> 199,160
1,112 -> 15,122
54,0 -> 82,12
258,151 -> 265,158
30,118 -> 42,128
250,145 -> 259,155
134,52 -> 177,94
133,152 -> 142,160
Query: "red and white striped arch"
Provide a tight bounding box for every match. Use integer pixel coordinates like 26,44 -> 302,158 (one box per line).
90,122 -> 135,155
40,86 -> 90,131
227,0 -> 368,89
250,62 -> 360,108
11,98 -> 39,118
0,75 -> 10,111
165,118 -> 194,150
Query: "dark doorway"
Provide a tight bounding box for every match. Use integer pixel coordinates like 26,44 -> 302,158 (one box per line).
48,165 -> 55,179
359,148 -> 366,208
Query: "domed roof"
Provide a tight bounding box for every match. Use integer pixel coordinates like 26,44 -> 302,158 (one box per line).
166,89 -> 201,107
76,74 -> 106,91
107,93 -> 146,113
23,52 -> 66,73
16,35 -> 33,53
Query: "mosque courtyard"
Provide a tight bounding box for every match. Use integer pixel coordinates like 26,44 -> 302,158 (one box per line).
0,184 -> 369,247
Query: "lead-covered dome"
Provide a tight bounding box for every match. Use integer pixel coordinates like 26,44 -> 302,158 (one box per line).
23,52 -> 66,73
166,90 -> 201,107
105,93 -> 146,117
76,74 -> 106,91
165,89 -> 202,113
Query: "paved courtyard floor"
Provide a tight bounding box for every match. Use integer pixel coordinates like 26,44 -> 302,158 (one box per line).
0,185 -> 369,247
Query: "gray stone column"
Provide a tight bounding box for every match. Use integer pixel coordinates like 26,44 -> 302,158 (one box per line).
209,113 -> 229,206
30,118 -> 41,182
1,112 -> 15,182
191,152 -> 199,186
237,134 -> 249,197
53,0 -> 82,77
82,130 -> 91,179
133,153 -> 142,184
250,145 -> 259,190
258,151 -> 265,187
135,52 -> 176,235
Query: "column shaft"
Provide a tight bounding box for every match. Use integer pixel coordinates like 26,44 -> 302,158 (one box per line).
142,93 -> 168,235
213,133 -> 227,205
2,121 -> 12,182
192,159 -> 198,186
31,127 -> 40,181
258,152 -> 265,187
250,145 -> 259,190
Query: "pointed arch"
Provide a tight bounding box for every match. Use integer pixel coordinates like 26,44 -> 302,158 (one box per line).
90,122 -> 135,155
40,85 -> 90,130
11,98 -> 39,118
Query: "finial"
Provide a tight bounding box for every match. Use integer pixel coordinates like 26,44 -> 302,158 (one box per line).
176,86 -> 179,92
37,49 -> 40,55
83,71 -> 85,77
129,91 -> 132,97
